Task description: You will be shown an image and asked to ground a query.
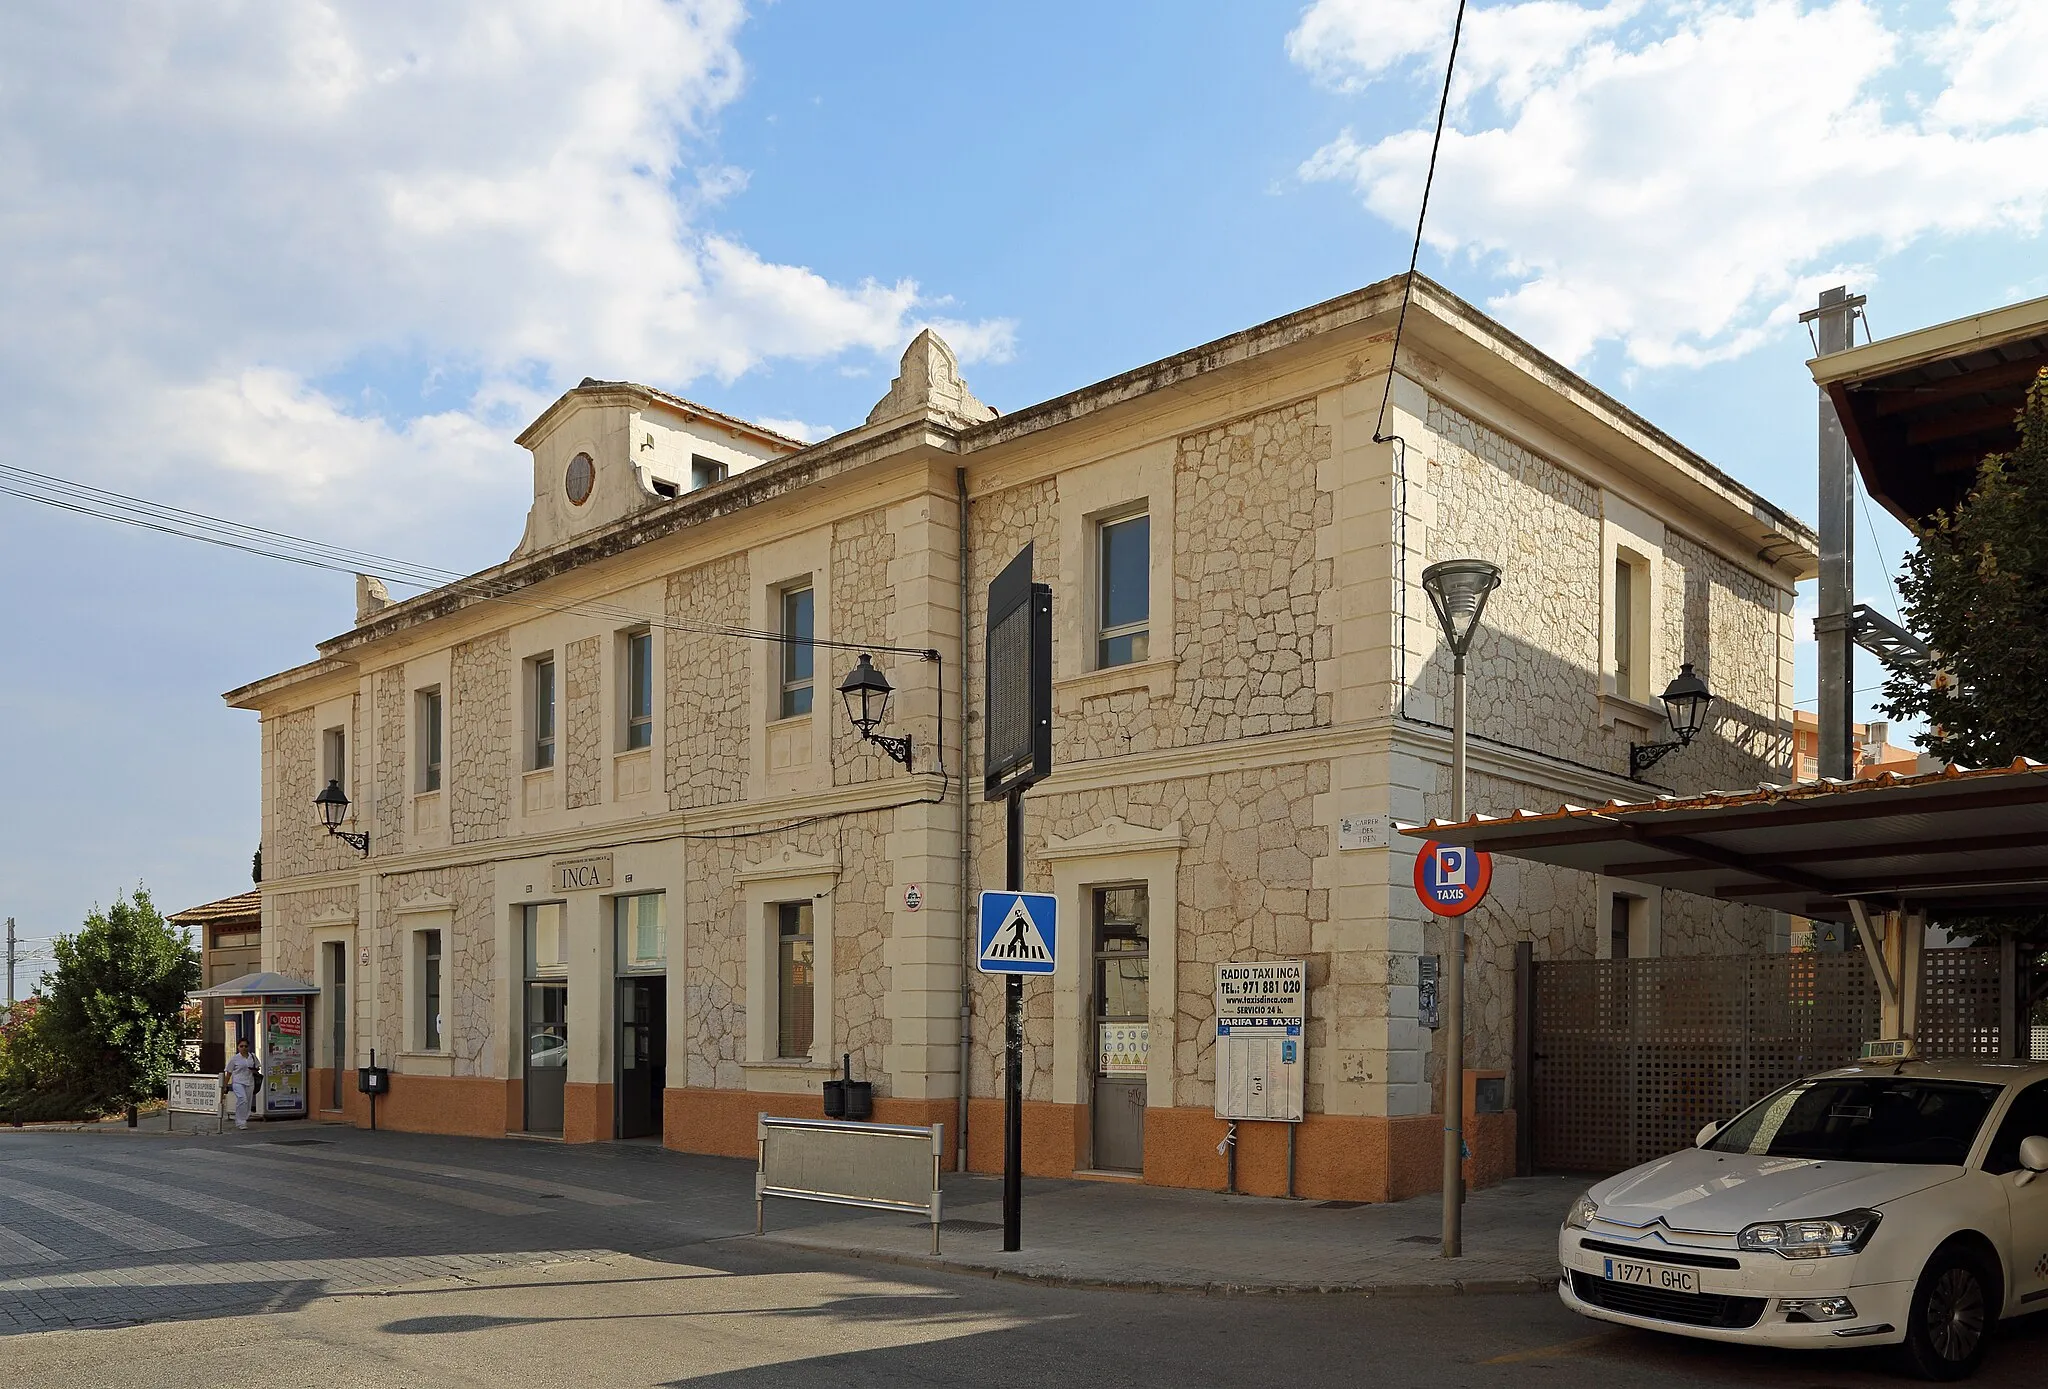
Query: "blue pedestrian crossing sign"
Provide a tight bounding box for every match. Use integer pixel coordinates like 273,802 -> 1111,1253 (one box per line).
977,891 -> 1058,975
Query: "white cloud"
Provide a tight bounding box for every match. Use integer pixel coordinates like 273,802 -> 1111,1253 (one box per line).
0,0 -> 1009,556
753,416 -> 840,444
1290,0 -> 2048,368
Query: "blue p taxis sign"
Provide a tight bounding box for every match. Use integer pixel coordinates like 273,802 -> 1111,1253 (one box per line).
1414,840 -> 1493,917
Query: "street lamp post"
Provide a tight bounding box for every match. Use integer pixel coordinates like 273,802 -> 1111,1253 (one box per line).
1628,662 -> 1716,779
838,653 -> 915,770
314,780 -> 370,856
1420,558 -> 1501,1260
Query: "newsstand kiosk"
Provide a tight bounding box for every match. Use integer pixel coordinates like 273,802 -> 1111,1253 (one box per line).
189,972 -> 318,1121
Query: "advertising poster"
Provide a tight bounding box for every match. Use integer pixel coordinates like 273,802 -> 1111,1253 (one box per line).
265,1007 -> 307,1114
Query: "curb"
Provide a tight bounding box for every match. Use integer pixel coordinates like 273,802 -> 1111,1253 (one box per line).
752,1234 -> 1560,1298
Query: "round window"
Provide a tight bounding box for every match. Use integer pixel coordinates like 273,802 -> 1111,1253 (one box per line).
564,453 -> 595,506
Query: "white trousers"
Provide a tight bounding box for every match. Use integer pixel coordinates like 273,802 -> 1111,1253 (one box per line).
231,1083 -> 253,1127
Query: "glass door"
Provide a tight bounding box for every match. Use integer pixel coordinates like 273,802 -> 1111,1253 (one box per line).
1091,886 -> 1149,1172
325,941 -> 347,1110
524,982 -> 568,1135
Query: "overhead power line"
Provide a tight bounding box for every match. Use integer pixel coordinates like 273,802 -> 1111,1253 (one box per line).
0,461 -> 937,662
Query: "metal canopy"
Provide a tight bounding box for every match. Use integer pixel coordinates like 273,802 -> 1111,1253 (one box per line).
1809,296 -> 2048,526
1405,761 -> 2048,923
189,971 -> 320,999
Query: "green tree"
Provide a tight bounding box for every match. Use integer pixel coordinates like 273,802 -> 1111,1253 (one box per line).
1884,370 -> 2048,767
40,888 -> 201,1110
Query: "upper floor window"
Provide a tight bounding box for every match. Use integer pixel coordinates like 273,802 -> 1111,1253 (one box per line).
779,584 -> 814,719
321,726 -> 347,791
1613,553 -> 1647,701
691,455 -> 728,490
625,630 -> 654,750
531,655 -> 556,770
417,688 -> 443,792
1097,511 -> 1151,668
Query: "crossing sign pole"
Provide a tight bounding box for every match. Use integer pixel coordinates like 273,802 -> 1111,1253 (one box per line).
984,544 -> 1052,1253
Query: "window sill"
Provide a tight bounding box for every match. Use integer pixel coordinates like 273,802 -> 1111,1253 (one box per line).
1599,692 -> 1664,736
741,1059 -> 830,1071
523,765 -> 556,781
1056,656 -> 1178,702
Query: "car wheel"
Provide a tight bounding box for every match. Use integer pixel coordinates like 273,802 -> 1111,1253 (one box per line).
1898,1243 -> 1995,1381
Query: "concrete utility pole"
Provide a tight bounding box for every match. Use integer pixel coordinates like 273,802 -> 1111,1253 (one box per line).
1805,287 -> 1866,783
5,917 -> 15,1007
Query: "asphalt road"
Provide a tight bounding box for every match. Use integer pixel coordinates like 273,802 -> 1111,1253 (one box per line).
3,1127 -> 2045,1386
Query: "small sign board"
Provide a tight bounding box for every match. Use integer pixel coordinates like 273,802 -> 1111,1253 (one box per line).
1214,960 -> 1305,1123
984,544 -> 1053,801
1860,1038 -> 1917,1063
903,884 -> 923,912
1414,840 -> 1492,917
166,1073 -> 224,1135
1418,953 -> 1441,1029
1338,815 -> 1391,851
976,891 -> 1057,975
555,854 -> 615,893
1098,1022 -> 1148,1076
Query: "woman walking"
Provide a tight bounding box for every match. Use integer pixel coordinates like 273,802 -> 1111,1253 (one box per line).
222,1036 -> 261,1130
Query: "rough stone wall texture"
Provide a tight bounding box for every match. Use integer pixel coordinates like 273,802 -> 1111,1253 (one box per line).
372,666 -> 408,857
964,763 -> 1331,1111
1171,401 -> 1334,745
374,866 -> 498,1075
681,817 -> 894,1092
966,475 -> 1059,744
269,707 -> 358,880
563,635 -> 603,809
449,631 -> 512,845
830,508 -> 899,787
1421,398 -> 1788,792
268,884 -> 359,983
666,554 -> 750,809
1662,531 -> 1791,788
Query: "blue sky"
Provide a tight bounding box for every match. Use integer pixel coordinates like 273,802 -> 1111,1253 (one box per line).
1,0 -> 2043,971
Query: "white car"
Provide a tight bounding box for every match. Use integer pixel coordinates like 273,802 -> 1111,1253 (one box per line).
1558,1059 -> 2048,1380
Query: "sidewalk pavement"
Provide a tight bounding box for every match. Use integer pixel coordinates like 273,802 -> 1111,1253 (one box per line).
757,1170 -> 1582,1296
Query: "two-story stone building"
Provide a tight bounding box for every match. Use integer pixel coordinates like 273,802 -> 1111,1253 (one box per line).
227,274 -> 1816,1200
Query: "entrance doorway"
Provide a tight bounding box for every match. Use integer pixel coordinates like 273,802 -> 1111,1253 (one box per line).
1091,885 -> 1149,1172
616,977 -> 666,1139
323,941 -> 347,1110
524,982 -> 568,1135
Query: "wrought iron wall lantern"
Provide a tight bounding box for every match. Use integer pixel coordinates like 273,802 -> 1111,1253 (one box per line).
839,653 -> 914,771
1628,662 -> 1715,779
314,779 -> 370,855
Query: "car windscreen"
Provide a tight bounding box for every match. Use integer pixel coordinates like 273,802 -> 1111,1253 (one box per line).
1706,1077 -> 2002,1165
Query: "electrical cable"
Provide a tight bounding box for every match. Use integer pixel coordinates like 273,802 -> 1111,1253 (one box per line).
1372,0 -> 1469,446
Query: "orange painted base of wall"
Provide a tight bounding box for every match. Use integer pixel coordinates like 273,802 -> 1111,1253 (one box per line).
337,1073 -> 510,1138
953,1100 -> 1517,1204
663,1088 -> 959,1166
563,1082 -> 615,1144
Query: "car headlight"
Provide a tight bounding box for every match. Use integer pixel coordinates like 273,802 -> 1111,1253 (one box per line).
1737,1209 -> 1881,1258
1565,1191 -> 1600,1230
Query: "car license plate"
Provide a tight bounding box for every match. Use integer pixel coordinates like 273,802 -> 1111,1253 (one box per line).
1603,1257 -> 1699,1294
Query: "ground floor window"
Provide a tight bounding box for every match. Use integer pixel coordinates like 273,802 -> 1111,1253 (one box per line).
776,901 -> 815,1060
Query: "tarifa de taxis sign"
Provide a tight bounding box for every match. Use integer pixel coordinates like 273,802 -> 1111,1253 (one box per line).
1414,840 -> 1492,917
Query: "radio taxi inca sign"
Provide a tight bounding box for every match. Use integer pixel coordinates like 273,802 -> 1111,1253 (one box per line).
1215,961 -> 1306,1032
1214,960 -> 1305,1123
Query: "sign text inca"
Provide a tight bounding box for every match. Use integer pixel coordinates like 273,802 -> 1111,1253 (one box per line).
554,854 -> 615,893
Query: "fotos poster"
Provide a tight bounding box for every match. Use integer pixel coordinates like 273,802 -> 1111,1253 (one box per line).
265,1008 -> 306,1113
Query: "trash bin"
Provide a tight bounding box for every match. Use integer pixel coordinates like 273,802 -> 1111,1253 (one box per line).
823,1053 -> 872,1121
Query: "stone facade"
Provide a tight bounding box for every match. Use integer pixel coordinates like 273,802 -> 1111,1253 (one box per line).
231,281 -> 1812,1196
665,555 -> 749,809
563,636 -> 603,810
449,631 -> 511,845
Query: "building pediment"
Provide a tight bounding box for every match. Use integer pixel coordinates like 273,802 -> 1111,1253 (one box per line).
1041,819 -> 1187,861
